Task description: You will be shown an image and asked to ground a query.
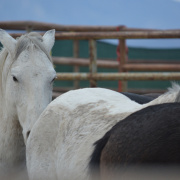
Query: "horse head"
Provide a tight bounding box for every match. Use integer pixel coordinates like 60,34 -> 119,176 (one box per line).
0,29 -> 56,144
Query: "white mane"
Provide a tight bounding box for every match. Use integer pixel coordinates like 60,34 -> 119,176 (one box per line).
0,48 -> 8,113
142,82 -> 180,108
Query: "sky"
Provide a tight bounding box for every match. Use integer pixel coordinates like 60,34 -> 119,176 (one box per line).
0,0 -> 180,48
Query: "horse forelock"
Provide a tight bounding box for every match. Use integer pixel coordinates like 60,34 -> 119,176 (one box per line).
0,32 -> 52,78
15,32 -> 52,62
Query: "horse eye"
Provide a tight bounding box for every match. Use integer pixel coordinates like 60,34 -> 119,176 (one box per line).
13,76 -> 18,82
51,76 -> 57,83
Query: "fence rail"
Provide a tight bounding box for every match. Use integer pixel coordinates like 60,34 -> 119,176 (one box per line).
53,57 -> 180,71
56,72 -> 180,81
0,21 -> 165,32
9,30 -> 180,40
0,21 -> 180,92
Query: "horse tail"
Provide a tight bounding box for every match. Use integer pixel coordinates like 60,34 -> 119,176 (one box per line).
89,130 -> 111,178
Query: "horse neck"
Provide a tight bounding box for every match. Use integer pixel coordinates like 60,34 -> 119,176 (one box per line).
0,98 -> 25,170
0,49 -> 25,168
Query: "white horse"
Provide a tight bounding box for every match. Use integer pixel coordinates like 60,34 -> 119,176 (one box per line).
26,83 -> 180,180
0,29 -> 56,178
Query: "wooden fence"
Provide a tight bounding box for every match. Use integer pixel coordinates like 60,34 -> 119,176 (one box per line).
1,21 -> 180,93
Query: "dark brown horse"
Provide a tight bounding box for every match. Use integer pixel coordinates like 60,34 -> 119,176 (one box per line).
90,103 -> 180,179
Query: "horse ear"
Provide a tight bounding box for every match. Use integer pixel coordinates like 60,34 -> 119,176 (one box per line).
0,29 -> 17,55
42,29 -> 55,53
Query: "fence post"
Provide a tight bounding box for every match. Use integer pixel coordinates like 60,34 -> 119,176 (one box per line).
73,40 -> 80,89
119,39 -> 127,92
89,39 -> 97,87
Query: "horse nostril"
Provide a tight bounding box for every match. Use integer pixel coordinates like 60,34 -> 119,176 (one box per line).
26,130 -> 31,139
